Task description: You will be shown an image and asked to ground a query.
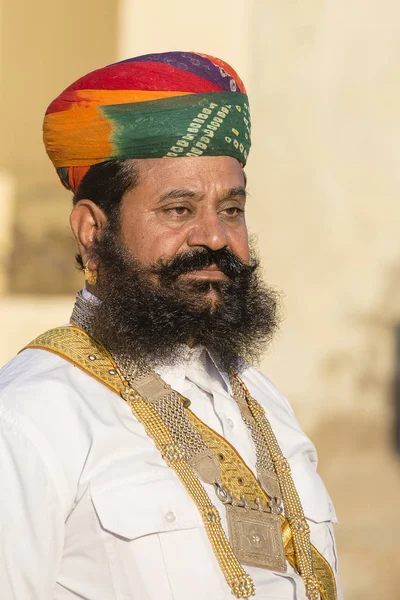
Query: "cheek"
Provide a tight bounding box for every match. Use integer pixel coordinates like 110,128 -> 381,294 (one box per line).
230,226 -> 250,263
121,218 -> 187,264
120,218 -> 145,261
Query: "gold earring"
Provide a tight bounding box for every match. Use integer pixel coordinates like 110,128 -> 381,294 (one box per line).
83,260 -> 98,286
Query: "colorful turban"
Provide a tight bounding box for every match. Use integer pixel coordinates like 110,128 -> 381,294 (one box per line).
43,51 -> 251,193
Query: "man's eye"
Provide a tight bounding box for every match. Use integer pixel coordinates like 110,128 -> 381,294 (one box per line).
165,206 -> 190,216
223,207 -> 244,217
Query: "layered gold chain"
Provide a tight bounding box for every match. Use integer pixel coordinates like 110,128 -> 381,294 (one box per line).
232,374 -> 321,600
115,360 -> 320,599
43,297 -> 323,599
121,385 -> 256,598
25,325 -> 337,600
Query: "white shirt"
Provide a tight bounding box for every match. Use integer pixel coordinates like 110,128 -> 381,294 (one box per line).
0,341 -> 342,600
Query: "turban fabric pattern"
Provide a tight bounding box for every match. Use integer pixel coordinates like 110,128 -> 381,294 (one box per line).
43,51 -> 251,193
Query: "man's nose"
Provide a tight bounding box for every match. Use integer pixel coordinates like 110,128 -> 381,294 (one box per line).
186,211 -> 229,251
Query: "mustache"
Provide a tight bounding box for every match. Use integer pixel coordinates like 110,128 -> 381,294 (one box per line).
153,248 -> 257,281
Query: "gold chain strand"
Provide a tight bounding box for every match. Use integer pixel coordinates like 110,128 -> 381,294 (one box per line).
230,374 -> 275,474
121,387 -> 256,599
232,373 -> 321,600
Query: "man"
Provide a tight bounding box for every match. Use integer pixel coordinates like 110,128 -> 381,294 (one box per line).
0,52 -> 342,600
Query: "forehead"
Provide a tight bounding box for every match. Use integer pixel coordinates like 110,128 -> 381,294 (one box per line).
132,156 -> 245,196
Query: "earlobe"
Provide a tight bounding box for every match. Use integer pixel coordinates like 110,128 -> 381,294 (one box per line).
70,199 -> 107,266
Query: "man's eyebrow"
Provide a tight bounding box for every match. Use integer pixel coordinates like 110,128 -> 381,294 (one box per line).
224,186 -> 247,201
157,189 -> 197,203
157,186 -> 247,204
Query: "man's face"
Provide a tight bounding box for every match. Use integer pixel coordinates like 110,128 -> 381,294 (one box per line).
119,156 -> 249,287
71,154 -> 279,370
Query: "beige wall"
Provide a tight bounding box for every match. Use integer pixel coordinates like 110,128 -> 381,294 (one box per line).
248,0 -> 400,424
244,4 -> 400,596
1,1 -> 400,598
118,0 -> 252,80
0,0 -> 118,293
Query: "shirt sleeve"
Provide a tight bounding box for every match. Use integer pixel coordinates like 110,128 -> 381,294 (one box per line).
0,411 -> 65,599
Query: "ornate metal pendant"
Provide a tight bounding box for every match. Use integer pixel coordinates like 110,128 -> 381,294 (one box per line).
189,450 -> 221,485
226,504 -> 287,573
258,469 -> 282,500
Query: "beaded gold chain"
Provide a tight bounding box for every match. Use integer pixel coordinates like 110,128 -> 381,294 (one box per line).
25,325 -> 337,600
121,385 -> 256,598
231,373 -> 321,600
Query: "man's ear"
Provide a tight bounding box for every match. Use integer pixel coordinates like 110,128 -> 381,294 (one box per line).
70,200 -> 108,267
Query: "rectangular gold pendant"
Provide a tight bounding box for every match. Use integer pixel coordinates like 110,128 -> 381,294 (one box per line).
226,505 -> 287,573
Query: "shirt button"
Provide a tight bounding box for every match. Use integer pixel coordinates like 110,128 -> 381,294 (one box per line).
165,511 -> 176,523
227,418 -> 235,429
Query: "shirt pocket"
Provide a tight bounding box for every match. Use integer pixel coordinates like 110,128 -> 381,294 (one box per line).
91,473 -> 228,600
289,457 -> 339,576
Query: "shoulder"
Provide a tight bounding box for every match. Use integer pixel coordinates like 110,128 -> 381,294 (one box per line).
0,346 -> 102,425
241,366 -> 297,419
0,342 -> 133,436
240,365 -> 317,465
1,345 -> 75,386
0,347 -> 127,512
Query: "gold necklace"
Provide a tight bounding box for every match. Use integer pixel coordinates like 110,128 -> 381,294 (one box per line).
231,373 -> 321,600
114,353 -> 287,575
24,324 -> 339,600
69,296 -> 321,600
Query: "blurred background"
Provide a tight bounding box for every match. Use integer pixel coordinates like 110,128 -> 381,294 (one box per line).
1,1 -> 399,597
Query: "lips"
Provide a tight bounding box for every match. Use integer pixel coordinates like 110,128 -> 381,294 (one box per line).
182,265 -> 229,281
154,248 -> 249,283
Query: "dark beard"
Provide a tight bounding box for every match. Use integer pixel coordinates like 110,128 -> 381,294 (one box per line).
89,228 -> 280,372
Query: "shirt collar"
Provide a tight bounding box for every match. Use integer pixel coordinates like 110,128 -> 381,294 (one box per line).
156,347 -> 232,396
